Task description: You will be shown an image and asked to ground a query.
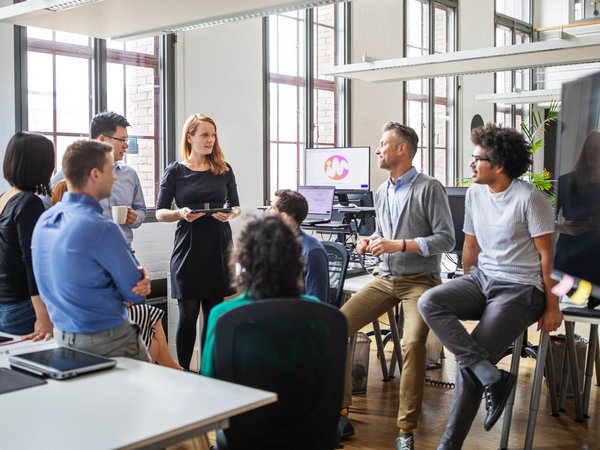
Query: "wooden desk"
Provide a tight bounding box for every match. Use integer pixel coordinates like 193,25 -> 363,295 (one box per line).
0,335 -> 276,450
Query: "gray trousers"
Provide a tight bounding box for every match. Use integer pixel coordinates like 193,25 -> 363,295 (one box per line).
417,267 -> 545,450
55,320 -> 150,363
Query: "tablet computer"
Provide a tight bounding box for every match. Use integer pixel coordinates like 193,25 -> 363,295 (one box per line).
9,347 -> 117,380
190,207 -> 232,214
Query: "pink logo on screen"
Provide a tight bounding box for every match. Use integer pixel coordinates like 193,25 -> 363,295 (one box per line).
324,155 -> 350,180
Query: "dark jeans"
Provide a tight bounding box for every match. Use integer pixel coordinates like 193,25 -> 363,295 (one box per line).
418,268 -> 545,450
0,300 -> 36,335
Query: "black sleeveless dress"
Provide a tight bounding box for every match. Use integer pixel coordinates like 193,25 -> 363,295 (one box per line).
157,162 -> 239,300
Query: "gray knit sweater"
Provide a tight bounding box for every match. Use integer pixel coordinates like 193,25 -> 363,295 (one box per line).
372,172 -> 455,276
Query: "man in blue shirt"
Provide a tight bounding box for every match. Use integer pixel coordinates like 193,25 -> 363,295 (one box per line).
32,139 -> 152,361
51,111 -> 146,256
267,189 -> 329,303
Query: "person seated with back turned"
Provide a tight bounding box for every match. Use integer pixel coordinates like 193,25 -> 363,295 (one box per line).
267,189 -> 329,303
200,214 -> 320,377
32,139 -> 152,360
50,179 -> 181,369
418,123 -> 563,449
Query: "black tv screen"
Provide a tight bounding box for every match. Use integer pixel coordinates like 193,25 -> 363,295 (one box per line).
553,71 -> 600,299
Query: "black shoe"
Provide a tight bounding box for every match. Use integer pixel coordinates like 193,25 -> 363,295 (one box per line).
338,414 -> 355,440
483,369 -> 517,431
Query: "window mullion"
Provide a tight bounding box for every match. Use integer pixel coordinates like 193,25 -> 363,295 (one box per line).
93,38 -> 107,114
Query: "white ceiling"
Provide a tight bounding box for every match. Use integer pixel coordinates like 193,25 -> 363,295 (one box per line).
0,0 -> 347,40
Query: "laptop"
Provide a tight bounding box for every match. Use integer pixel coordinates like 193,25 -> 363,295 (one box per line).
9,347 -> 117,380
298,185 -> 336,226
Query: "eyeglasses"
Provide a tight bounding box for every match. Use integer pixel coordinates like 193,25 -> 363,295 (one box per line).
102,134 -> 129,144
471,155 -> 490,163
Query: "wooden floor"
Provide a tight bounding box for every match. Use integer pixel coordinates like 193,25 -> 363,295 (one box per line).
171,324 -> 600,450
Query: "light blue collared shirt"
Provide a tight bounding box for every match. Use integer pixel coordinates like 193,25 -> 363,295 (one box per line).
385,167 -> 430,256
31,192 -> 144,334
99,162 -> 147,245
51,162 -> 146,246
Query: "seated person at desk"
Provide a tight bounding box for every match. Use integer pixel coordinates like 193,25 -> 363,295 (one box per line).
267,189 -> 329,303
339,122 -> 455,450
200,214 -> 319,377
418,124 -> 563,449
32,140 -> 152,361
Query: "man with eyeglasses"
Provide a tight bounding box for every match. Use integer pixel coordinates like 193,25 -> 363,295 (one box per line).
51,111 -> 146,257
338,122 -> 455,450
418,123 -> 563,449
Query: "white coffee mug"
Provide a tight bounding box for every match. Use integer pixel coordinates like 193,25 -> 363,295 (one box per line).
112,205 -> 128,225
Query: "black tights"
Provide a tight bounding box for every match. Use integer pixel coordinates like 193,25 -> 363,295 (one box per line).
176,298 -> 222,371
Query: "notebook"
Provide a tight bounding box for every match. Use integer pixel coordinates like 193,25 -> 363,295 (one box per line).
298,185 -> 336,226
9,347 -> 117,380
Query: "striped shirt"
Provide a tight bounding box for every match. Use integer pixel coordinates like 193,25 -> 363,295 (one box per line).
464,180 -> 554,291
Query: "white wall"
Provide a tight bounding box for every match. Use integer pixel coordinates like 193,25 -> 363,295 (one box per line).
0,21 -> 16,192
135,18 -> 266,275
350,0 -> 404,190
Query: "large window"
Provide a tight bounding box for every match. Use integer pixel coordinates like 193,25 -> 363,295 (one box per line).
494,3 -> 532,127
267,3 -> 347,194
405,0 -> 457,186
24,29 -> 164,207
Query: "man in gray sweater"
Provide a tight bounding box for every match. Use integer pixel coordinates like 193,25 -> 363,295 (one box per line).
339,122 -> 455,450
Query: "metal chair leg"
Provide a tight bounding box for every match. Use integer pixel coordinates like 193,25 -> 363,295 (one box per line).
524,330 -> 550,450
371,320 -> 390,381
386,308 -> 403,377
564,321 -> 584,421
500,332 -> 524,449
544,336 -> 560,417
582,324 -> 598,418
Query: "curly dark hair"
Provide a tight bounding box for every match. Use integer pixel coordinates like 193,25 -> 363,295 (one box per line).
471,123 -> 532,180
230,215 -> 304,300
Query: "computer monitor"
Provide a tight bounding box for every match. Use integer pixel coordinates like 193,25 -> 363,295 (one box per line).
553,71 -> 600,301
446,187 -> 467,255
304,146 -> 370,191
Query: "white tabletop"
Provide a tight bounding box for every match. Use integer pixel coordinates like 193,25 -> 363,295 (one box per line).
0,336 -> 276,450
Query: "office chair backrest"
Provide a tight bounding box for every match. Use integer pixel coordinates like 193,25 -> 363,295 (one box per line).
321,241 -> 350,308
213,299 -> 347,450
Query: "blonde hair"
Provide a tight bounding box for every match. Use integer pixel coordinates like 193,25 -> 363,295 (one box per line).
180,114 -> 228,176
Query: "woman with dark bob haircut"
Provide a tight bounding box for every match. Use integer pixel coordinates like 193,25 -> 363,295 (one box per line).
0,132 -> 54,338
199,214 -> 320,377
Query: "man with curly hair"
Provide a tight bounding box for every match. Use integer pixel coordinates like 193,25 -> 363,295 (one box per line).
418,123 -> 563,449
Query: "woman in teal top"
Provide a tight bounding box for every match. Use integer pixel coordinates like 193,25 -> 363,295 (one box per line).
200,214 -> 319,377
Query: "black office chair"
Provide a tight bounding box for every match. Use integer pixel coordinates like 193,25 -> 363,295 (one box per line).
321,241 -> 350,308
213,299 -> 348,450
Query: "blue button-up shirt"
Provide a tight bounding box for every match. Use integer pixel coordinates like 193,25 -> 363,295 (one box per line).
31,192 -> 144,333
386,167 -> 429,256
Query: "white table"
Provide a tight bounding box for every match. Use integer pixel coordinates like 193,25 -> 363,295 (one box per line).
0,335 -> 276,450
343,273 -> 374,294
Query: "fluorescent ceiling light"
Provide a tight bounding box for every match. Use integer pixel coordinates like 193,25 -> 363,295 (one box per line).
321,35 -> 600,83
475,89 -> 561,105
160,0 -> 349,35
45,0 -> 102,12
0,0 -> 350,41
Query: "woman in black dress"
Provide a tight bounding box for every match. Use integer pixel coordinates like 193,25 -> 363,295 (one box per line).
0,132 -> 54,339
156,114 -> 240,370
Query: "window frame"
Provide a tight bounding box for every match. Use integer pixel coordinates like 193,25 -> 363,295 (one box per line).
403,0 -> 459,186
263,3 -> 350,201
13,27 -> 176,217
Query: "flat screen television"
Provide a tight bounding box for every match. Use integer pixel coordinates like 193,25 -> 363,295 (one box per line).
552,70 -> 600,301
304,146 -> 370,191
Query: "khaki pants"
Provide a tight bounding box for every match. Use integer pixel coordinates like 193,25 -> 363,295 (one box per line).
340,272 -> 440,430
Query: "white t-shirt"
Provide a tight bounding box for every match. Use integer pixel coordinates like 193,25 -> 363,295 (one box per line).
464,179 -> 554,290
